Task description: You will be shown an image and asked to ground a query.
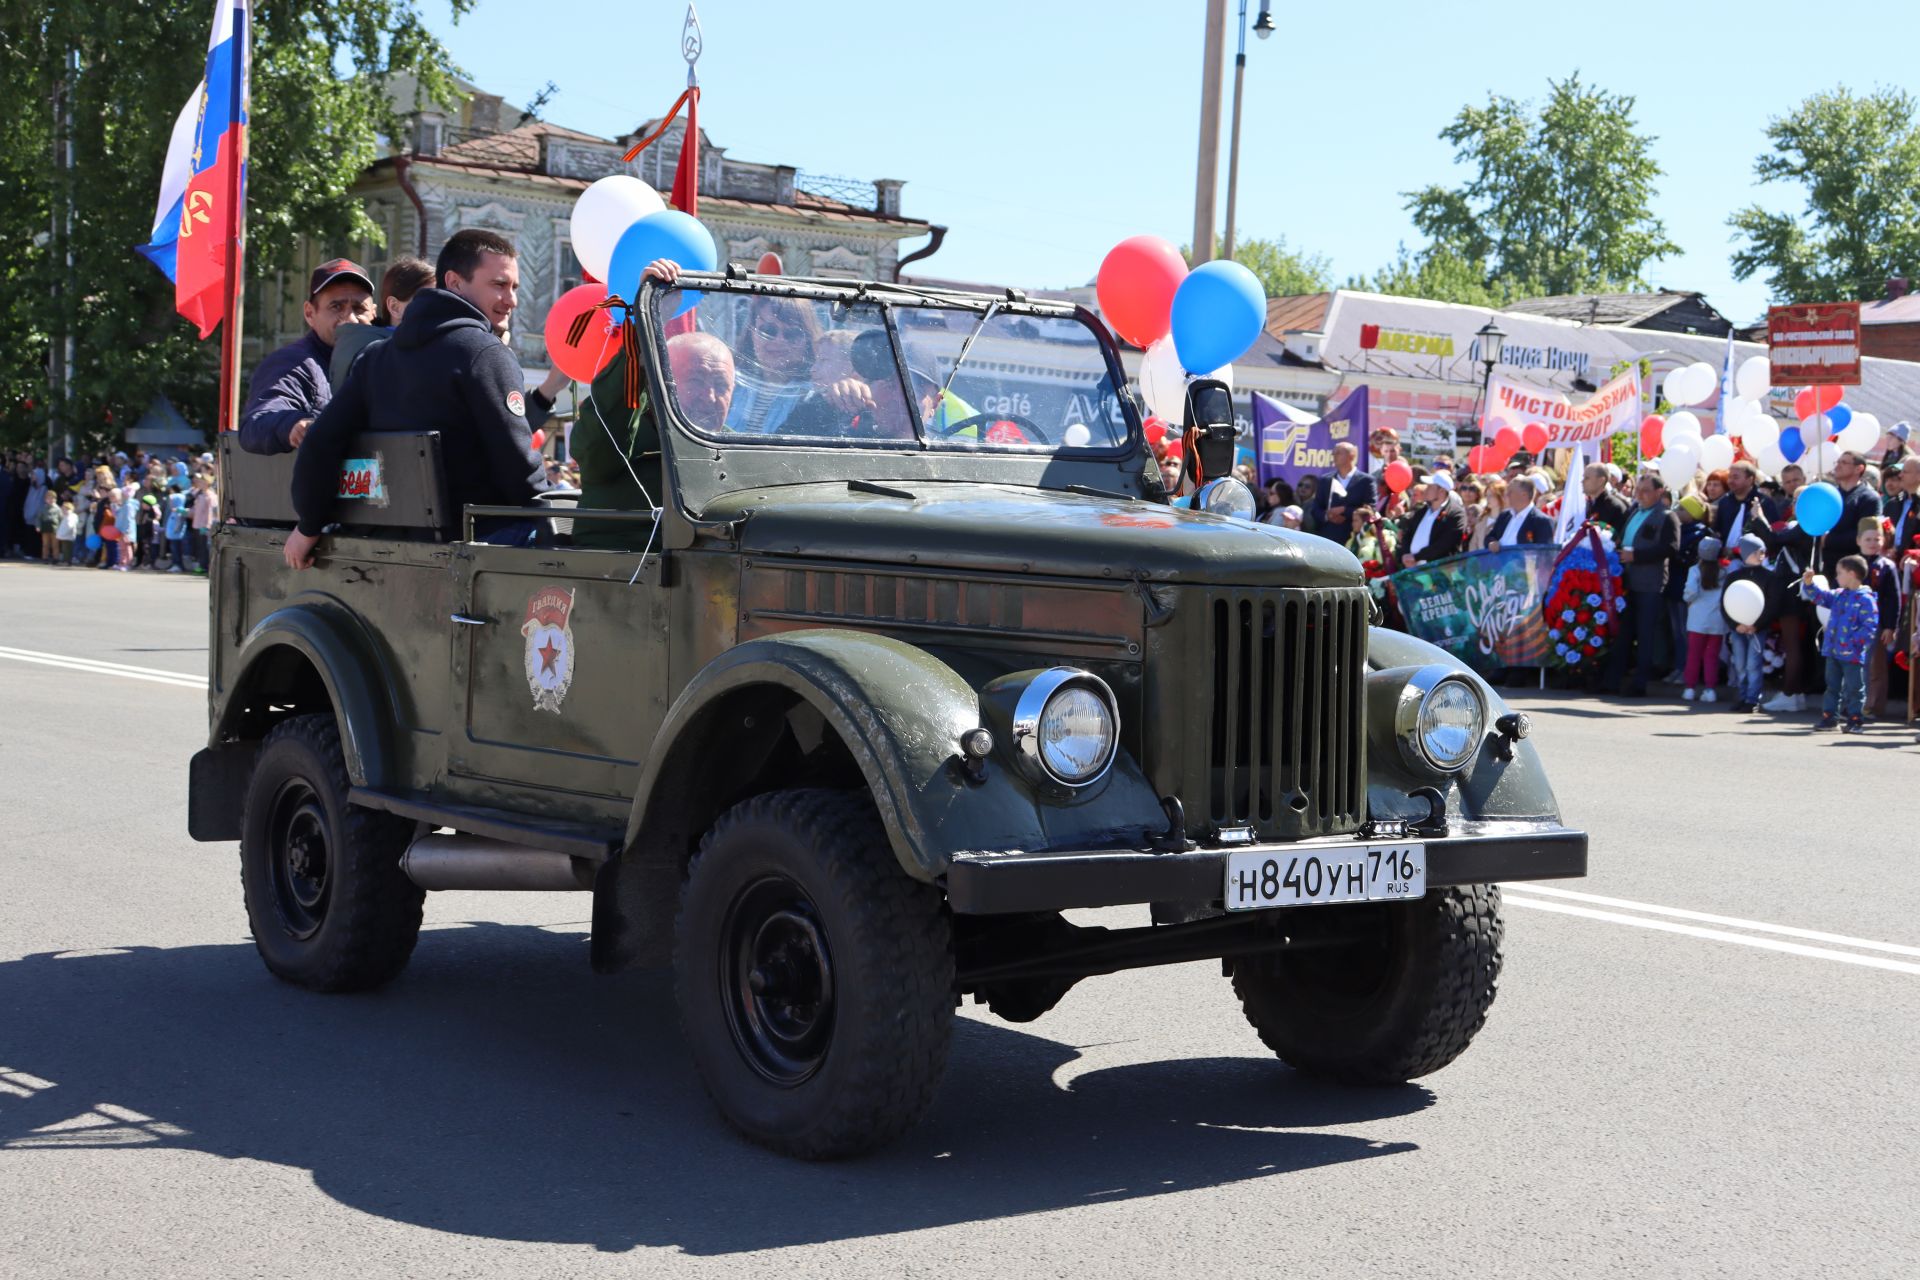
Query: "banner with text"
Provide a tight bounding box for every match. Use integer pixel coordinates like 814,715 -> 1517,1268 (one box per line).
1255,387 -> 1369,486
1767,301 -> 1862,386
1481,366 -> 1642,448
1391,547 -> 1559,672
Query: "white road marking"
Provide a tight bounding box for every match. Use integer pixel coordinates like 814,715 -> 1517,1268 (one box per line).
0,645 -> 206,690
1502,881 -> 1920,959
1501,893 -> 1920,977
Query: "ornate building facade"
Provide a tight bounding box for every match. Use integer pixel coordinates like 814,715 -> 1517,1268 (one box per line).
247,84 -> 939,379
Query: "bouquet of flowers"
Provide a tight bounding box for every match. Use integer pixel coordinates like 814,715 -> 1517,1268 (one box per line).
1543,524 -> 1625,668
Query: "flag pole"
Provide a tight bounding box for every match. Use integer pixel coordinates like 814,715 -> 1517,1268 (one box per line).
216,5 -> 248,436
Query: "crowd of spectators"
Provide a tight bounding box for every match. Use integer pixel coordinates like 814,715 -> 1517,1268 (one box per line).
0,447 -> 221,573
1157,419 -> 1920,726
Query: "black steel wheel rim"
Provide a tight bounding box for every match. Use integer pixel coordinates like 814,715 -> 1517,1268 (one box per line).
268,779 -> 331,940
721,875 -> 836,1086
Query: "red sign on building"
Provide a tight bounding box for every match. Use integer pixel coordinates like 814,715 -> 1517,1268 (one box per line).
1767,301 -> 1862,385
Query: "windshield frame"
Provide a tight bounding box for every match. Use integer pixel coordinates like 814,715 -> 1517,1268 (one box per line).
641,273 -> 1142,461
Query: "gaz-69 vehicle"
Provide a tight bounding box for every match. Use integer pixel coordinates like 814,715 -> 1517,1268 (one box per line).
191,271 -> 1586,1159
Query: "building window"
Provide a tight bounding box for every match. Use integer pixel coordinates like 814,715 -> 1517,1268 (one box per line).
555,239 -> 583,301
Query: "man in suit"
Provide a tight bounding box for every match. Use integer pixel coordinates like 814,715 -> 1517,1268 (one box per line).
1715,459 -> 1774,550
1484,475 -> 1557,547
1881,456 -> 1919,559
1398,470 -> 1468,567
1581,462 -> 1631,541
1311,442 -> 1376,540
1606,472 -> 1682,695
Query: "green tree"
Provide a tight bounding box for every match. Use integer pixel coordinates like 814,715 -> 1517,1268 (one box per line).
1729,86 -> 1920,304
1347,243 -> 1506,307
0,1 -> 472,455
1225,233 -> 1333,297
1398,74 -> 1678,300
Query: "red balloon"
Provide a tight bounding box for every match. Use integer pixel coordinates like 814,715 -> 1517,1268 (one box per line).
1493,426 -> 1522,458
1383,459 -> 1414,494
1466,445 -> 1492,473
1793,386 -> 1844,420
1144,416 -> 1168,446
1522,422 -> 1550,454
531,429 -> 546,452
756,251 -> 784,276
1096,236 -> 1188,348
1640,413 -> 1665,457
544,283 -> 619,383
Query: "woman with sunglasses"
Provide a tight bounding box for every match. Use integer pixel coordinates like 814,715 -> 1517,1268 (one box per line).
726,296 -> 823,433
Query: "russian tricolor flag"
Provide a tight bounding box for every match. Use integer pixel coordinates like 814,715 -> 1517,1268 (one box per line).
137,1 -> 249,339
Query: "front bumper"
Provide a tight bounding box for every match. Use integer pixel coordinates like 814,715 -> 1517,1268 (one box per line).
943,821 -> 1587,915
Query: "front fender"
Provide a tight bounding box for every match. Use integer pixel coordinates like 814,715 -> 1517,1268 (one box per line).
624,630 -> 1162,881
1364,626 -> 1562,825
217,603 -> 396,788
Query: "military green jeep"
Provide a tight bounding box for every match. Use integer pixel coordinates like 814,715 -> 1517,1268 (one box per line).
191,271 -> 1586,1159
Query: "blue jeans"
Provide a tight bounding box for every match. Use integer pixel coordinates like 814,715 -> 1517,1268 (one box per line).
1727,632 -> 1766,705
1822,656 -> 1866,718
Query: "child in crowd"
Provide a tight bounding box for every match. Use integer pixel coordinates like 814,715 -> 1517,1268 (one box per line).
1857,518 -> 1902,718
1800,555 -> 1880,733
135,493 -> 161,569
1681,536 -> 1727,702
1720,534 -> 1779,712
164,489 -> 190,572
36,490 -> 61,562
55,499 -> 79,566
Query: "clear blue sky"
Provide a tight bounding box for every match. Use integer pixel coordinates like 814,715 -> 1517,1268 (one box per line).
421,1 -> 1918,324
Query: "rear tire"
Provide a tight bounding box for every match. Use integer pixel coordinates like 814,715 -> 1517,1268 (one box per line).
1230,885 -> 1503,1083
673,788 -> 954,1159
239,714 -> 424,992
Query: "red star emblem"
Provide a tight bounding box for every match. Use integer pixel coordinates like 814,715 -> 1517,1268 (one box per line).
538,636 -> 560,674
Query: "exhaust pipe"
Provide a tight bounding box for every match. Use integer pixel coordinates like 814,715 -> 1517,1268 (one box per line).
401,833 -> 596,892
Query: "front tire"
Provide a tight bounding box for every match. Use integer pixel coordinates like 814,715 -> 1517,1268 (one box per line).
240,714 -> 424,992
1230,885 -> 1503,1083
673,789 -> 954,1159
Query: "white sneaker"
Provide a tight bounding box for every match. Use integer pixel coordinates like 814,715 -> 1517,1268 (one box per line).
1682,687 -> 1698,702
1702,689 -> 1718,704
1761,692 -> 1805,713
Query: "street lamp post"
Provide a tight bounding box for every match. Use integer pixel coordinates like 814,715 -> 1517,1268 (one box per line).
1470,318 -> 1506,447
1221,1 -> 1273,262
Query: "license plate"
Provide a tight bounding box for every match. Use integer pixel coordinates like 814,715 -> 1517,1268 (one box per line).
1223,843 -> 1426,911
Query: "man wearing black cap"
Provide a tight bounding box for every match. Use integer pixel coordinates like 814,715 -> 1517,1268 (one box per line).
238,258 -> 375,455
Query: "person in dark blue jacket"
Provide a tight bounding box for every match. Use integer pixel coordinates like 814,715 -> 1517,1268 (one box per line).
1483,475 -> 1556,546
237,259 -> 375,455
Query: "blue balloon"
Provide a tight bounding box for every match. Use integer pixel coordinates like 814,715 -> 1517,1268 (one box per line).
1795,481 -> 1844,537
1821,403 -> 1852,435
607,210 -> 717,317
1169,259 -> 1267,375
84,531 -> 100,552
1778,425 -> 1804,462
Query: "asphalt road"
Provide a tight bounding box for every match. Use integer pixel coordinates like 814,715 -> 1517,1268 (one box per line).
3,559 -> 1917,1279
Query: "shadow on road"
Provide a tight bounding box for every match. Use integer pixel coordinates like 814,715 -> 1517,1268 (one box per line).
0,924 -> 1427,1254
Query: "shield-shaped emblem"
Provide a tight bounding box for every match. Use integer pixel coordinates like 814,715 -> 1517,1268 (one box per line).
521,586 -> 576,713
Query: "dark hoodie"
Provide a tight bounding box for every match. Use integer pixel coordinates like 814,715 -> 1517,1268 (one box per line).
291,287 -> 548,537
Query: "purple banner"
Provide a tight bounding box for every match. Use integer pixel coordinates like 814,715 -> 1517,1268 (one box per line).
1256,387 -> 1369,487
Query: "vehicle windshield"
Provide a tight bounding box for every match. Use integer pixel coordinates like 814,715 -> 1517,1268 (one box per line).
652,286 -> 1131,452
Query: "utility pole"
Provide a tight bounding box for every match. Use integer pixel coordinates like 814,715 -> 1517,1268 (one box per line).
49,45 -> 77,469
1221,0 -> 1249,261
1190,0 -> 1227,266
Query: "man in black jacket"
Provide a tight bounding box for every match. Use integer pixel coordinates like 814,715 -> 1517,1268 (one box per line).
1606,472 -> 1681,695
1820,451 -> 1883,567
1714,459 -> 1773,549
1397,471 -> 1467,566
1581,462 -> 1631,541
285,229 -> 548,569
1311,442 -> 1375,540
238,259 -> 375,455
1484,475 -> 1557,546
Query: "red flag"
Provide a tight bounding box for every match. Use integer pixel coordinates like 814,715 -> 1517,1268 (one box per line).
664,88 -> 700,337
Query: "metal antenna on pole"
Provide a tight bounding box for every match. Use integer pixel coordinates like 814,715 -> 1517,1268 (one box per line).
682,3 -> 703,87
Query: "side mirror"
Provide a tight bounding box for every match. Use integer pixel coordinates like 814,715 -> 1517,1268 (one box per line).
1183,378 -> 1237,483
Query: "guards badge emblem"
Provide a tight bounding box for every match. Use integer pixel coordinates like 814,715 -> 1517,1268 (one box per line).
520,586 -> 576,713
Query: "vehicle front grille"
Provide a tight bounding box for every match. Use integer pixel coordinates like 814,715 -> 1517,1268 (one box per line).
1194,586 -> 1368,839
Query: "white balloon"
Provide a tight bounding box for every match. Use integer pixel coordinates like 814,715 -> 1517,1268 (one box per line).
1743,415 -> 1779,451
1658,450 -> 1699,490
1062,423 -> 1093,448
1661,366 -> 1693,406
1724,578 -> 1766,626
1720,397 -> 1761,438
1752,440 -> 1787,476
1664,410 -> 1703,444
1688,362 -> 1720,405
570,175 -> 666,284
1803,439 -> 1837,477
1138,335 -> 1229,421
1735,355 -> 1771,401
1798,414 -> 1833,443
1699,434 -> 1735,473
1810,574 -> 1831,626
1835,416 -> 1878,454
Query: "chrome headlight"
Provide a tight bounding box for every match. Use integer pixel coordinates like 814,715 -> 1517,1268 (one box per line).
1380,664 -> 1487,775
1195,476 -> 1256,521
1012,668 -> 1118,788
